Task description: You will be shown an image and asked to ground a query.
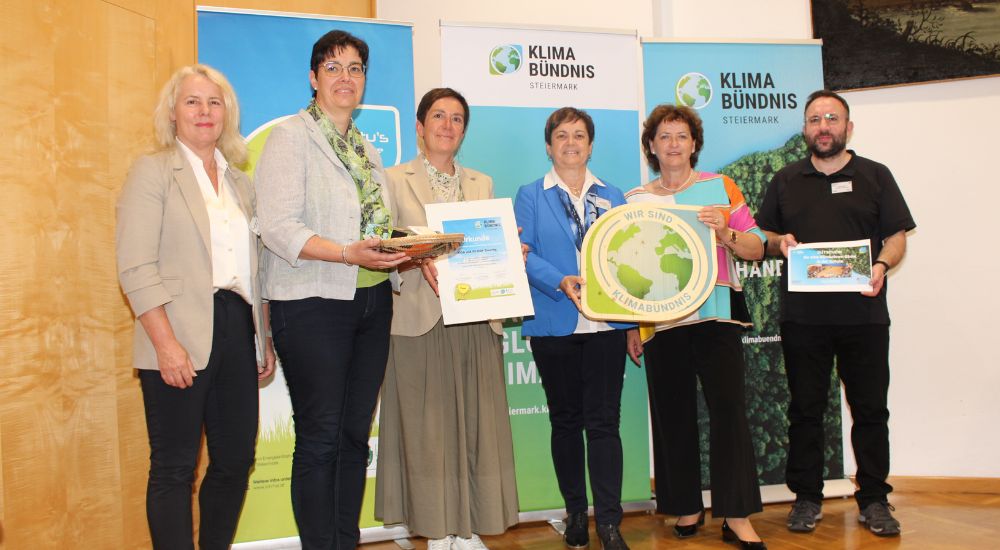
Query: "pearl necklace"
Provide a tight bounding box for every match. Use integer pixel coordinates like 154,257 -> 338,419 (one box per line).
656,170 -> 697,194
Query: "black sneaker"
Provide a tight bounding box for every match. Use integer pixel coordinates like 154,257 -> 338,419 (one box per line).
596,524 -> 630,550
859,502 -> 901,537
563,511 -> 589,548
787,500 -> 823,533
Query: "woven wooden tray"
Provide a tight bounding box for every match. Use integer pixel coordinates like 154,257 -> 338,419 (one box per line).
379,233 -> 465,259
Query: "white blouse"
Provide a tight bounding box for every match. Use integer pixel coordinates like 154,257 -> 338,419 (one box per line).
176,139 -> 252,305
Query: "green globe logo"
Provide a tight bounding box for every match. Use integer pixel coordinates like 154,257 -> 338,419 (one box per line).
489,44 -> 523,75
675,72 -> 713,109
606,221 -> 693,300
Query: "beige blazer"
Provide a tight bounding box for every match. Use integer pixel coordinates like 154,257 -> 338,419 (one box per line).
116,147 -> 266,371
386,157 -> 503,337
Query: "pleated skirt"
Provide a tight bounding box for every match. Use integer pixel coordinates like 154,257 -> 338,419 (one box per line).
374,319 -> 519,539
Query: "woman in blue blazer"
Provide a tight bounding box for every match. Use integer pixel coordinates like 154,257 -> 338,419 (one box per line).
514,107 -> 635,550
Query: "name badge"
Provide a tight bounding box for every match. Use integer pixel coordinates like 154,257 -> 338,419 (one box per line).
831,180 -> 853,194
594,197 -> 612,211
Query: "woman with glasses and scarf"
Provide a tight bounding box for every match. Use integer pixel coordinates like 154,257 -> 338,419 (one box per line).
514,107 -> 636,550
255,30 -> 408,549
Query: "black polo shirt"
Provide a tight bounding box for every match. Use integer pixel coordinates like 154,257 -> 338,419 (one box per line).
755,151 -> 916,325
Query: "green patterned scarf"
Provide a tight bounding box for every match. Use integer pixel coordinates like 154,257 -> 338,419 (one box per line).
307,101 -> 391,240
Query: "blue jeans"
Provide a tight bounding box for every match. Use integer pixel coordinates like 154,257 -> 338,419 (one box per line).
270,281 -> 392,549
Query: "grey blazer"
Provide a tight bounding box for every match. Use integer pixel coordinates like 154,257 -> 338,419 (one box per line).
386,157 -> 503,337
116,148 -> 266,371
255,110 -> 399,301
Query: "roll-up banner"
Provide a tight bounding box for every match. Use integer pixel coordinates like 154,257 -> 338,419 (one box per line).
441,22 -> 652,515
197,7 -> 416,545
641,40 -> 852,497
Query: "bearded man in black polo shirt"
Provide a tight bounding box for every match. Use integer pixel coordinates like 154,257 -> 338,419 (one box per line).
755,89 -> 915,538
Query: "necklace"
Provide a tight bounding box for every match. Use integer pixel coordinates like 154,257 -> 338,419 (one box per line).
656,170 -> 697,194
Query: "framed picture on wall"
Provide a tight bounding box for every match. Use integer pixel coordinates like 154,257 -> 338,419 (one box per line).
812,0 -> 1000,90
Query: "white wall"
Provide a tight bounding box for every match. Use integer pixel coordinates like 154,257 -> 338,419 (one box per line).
656,0 -> 811,39
846,78 -> 1000,477
377,0 -> 1000,478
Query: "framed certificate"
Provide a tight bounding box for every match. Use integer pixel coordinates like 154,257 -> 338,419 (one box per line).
424,198 -> 534,325
787,239 -> 873,292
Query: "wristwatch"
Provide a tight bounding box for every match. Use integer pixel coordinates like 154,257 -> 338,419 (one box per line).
873,259 -> 890,272
729,230 -> 738,245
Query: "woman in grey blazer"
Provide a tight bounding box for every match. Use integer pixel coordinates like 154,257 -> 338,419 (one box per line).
116,64 -> 275,550
254,30 -> 408,550
374,88 -> 518,550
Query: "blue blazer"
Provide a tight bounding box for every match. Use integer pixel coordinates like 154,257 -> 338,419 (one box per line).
514,175 -> 633,337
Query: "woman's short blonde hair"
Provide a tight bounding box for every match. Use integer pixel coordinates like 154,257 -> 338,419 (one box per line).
152,64 -> 247,165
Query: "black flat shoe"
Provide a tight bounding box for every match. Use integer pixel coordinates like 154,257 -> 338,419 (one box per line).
722,520 -> 767,549
673,509 -> 705,539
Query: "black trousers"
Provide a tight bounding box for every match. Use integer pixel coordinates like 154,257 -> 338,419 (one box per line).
530,329 -> 627,526
644,322 -> 762,519
270,281 -> 392,550
139,289 -> 259,550
781,322 -> 892,509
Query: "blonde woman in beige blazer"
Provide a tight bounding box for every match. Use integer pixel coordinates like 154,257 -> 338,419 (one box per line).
374,88 -> 518,550
116,64 -> 274,550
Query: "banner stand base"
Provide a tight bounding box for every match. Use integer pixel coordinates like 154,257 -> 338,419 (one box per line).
392,538 -> 415,549
233,480 -> 853,548
758,479 -> 856,506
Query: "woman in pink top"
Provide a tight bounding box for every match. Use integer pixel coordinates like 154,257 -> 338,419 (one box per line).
625,104 -> 767,550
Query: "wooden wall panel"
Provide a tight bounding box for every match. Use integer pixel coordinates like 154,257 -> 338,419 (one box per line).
105,5 -> 158,548
108,4 -> 159,545
106,0 -> 156,18
0,1 -> 372,548
206,0 -> 372,18
0,0 -> 61,545
154,0 -> 197,94
0,427 -> 4,550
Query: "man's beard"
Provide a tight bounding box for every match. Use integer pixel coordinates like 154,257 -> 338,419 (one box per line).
806,130 -> 847,159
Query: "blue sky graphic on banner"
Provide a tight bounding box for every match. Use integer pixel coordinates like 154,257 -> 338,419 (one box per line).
198,9 -> 415,167
197,9 -> 415,544
462,107 -> 640,199
643,41 -> 823,173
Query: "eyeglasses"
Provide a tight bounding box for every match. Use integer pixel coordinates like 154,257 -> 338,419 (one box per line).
321,61 -> 366,78
805,113 -> 843,126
